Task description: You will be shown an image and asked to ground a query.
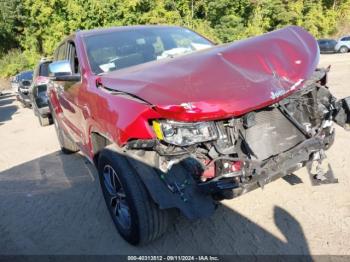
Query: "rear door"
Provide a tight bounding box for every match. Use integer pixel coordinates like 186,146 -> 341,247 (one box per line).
324,40 -> 331,52
329,40 -> 337,52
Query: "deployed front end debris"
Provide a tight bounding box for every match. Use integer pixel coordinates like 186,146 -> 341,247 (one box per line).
126,67 -> 350,219
97,25 -> 350,220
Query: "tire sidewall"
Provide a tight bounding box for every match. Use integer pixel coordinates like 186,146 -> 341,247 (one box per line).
38,114 -> 43,126
339,46 -> 348,53
38,113 -> 50,126
98,149 -> 142,244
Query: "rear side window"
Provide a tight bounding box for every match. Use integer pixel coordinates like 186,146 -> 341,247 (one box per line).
68,42 -> 80,74
55,44 -> 66,60
341,36 -> 350,41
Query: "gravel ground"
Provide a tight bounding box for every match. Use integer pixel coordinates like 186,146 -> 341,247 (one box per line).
0,54 -> 349,255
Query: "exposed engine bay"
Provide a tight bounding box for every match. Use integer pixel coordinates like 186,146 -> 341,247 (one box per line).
125,68 -> 350,219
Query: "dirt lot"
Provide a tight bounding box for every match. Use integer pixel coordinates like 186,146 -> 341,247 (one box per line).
0,54 -> 350,255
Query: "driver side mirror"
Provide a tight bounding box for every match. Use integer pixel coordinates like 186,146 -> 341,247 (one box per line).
49,60 -> 80,82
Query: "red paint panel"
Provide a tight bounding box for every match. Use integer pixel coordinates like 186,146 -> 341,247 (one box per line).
52,25 -> 319,158
99,26 -> 319,121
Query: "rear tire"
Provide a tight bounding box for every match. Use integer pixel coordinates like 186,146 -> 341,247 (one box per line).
97,146 -> 171,245
339,46 -> 349,53
38,114 -> 51,127
51,106 -> 79,154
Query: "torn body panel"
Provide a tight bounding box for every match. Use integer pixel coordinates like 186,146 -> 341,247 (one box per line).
98,27 -> 350,219
125,69 -> 350,219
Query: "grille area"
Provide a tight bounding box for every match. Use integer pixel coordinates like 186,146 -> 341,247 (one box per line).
242,107 -> 305,160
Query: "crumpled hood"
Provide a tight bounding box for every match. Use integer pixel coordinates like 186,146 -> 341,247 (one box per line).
100,25 -> 319,121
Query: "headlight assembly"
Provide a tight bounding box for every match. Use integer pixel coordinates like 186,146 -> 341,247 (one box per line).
153,120 -> 218,146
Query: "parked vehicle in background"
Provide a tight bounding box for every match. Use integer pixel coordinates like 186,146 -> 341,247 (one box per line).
10,74 -> 20,91
11,72 -> 32,93
29,59 -> 52,126
16,70 -> 34,107
48,25 -> 350,245
335,35 -> 350,53
317,39 -> 337,53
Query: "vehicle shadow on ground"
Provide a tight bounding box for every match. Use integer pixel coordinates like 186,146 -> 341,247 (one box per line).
0,92 -> 18,124
0,151 -> 310,255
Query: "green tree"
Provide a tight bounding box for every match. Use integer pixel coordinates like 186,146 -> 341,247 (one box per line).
0,0 -> 24,55
2,0 -> 350,77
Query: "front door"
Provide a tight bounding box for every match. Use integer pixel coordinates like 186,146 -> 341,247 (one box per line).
56,41 -> 84,145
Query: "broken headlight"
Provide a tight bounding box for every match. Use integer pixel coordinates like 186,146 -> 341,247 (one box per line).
153,120 -> 218,146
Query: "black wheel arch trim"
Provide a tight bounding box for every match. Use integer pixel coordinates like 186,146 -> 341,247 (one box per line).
124,151 -> 216,220
97,145 -> 215,220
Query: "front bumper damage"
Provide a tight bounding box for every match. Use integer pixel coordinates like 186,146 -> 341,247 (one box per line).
125,69 -> 350,220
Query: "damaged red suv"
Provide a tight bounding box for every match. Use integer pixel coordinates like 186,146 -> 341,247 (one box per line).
48,25 -> 350,245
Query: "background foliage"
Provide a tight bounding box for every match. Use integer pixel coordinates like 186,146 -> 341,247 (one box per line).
1,0 -> 350,78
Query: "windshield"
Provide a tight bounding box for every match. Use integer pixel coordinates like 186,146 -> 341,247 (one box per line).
84,27 -> 213,74
18,71 -> 33,81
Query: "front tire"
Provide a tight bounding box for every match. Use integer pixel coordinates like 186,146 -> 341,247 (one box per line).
38,111 -> 52,127
38,115 -> 50,126
97,146 -> 170,245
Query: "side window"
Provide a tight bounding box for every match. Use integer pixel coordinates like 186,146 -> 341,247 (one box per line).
67,41 -> 80,75
39,62 -> 50,77
53,48 -> 59,61
33,64 -> 39,79
57,44 -> 66,60
341,37 -> 350,41
54,44 -> 66,61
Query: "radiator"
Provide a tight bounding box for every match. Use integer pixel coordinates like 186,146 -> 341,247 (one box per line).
243,108 -> 305,160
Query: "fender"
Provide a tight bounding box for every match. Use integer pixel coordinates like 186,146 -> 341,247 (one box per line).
125,150 -> 216,220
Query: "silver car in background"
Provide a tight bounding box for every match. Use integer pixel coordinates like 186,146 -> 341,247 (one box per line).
335,35 -> 350,53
